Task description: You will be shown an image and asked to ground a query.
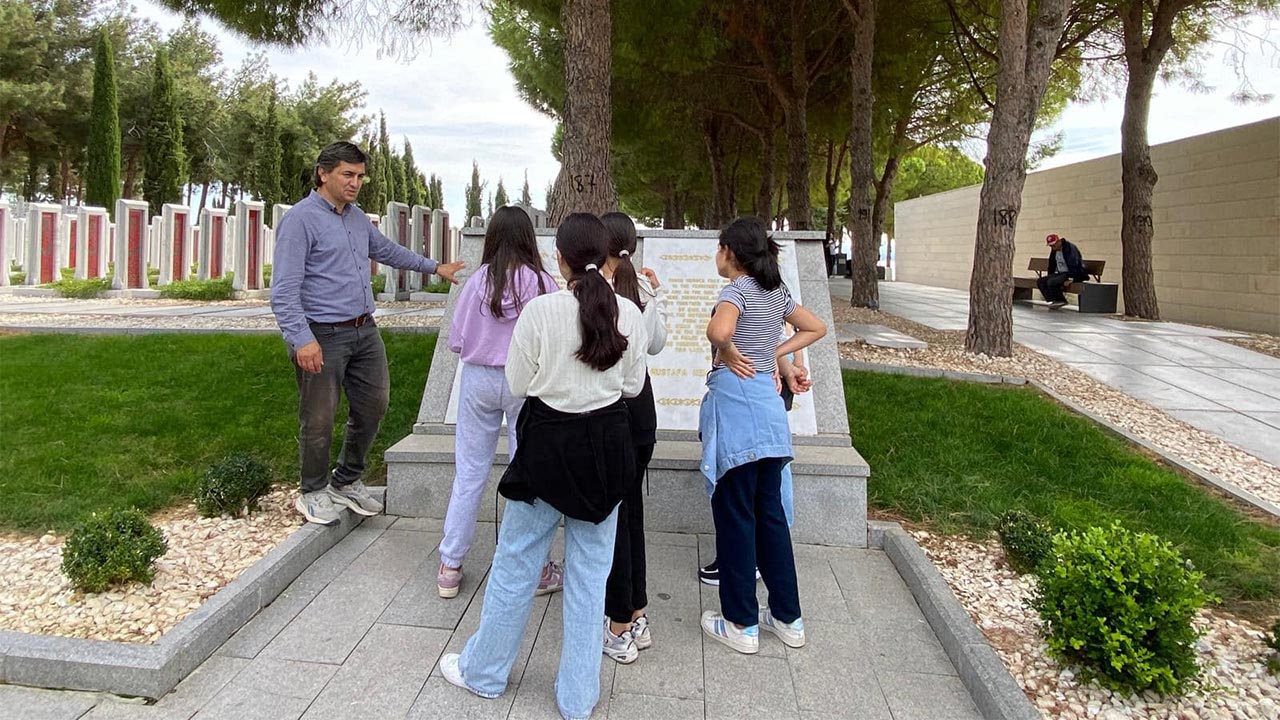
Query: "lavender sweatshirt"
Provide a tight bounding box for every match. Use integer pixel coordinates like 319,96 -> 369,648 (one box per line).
449,263 -> 558,367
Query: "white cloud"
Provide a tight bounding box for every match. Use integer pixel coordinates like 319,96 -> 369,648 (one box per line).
138,1 -> 559,219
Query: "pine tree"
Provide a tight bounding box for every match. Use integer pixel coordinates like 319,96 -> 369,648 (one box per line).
464,161 -> 484,221
358,129 -> 384,211
494,176 -> 509,208
403,139 -> 425,206
520,170 -> 532,206
143,48 -> 186,216
86,29 -> 121,216
429,174 -> 444,210
254,89 -> 283,213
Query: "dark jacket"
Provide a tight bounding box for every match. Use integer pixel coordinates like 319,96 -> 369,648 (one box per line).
1049,240 -> 1089,282
498,397 -> 634,524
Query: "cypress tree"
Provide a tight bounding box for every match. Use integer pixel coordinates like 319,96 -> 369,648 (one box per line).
358,130 -> 384,211
143,48 -> 186,216
464,161 -> 483,221
86,29 -> 121,217
520,170 -> 532,205
254,89 -> 283,214
403,140 -> 425,207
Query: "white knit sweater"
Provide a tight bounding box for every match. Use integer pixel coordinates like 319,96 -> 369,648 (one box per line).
506,289 -> 648,414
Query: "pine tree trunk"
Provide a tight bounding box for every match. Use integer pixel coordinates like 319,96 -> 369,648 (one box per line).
122,153 -> 138,199
663,186 -> 686,229
755,127 -> 775,220
965,0 -> 1067,357
1119,8 -> 1169,321
549,0 -> 617,224
847,0 -> 877,308
783,97 -> 810,231
199,180 -> 210,210
704,117 -> 731,229
872,155 -> 899,248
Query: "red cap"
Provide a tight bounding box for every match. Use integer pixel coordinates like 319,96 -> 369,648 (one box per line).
1045,234 -> 1059,245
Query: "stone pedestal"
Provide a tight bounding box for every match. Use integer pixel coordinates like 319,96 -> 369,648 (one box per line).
198,208 -> 229,280
232,200 -> 265,292
159,204 -> 194,285
25,203 -> 63,285
384,227 -> 870,547
75,206 -> 109,280
381,202 -> 413,299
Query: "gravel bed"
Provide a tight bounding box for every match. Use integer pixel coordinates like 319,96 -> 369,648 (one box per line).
0,488 -> 301,644
913,530 -> 1279,719
831,301 -> 1280,509
1224,334 -> 1280,361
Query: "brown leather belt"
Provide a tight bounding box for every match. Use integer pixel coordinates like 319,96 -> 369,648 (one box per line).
330,313 -> 373,327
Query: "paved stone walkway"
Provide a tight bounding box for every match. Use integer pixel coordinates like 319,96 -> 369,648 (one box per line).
830,279 -> 1280,467
0,516 -> 981,720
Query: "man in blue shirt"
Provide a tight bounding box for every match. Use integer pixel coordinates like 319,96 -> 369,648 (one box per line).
271,141 -> 464,525
1039,233 -> 1089,309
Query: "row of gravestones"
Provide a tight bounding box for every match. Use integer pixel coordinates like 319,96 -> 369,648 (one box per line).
0,199 -> 465,296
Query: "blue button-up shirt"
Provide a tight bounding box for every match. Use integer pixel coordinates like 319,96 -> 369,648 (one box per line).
270,190 -> 438,349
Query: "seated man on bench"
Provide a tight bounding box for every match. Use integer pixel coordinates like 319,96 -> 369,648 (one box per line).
1039,234 -> 1089,309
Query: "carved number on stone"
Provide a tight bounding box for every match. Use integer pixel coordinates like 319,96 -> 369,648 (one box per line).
572,173 -> 598,193
994,208 -> 1018,227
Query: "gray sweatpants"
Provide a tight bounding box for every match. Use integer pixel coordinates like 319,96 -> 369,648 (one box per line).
439,362 -> 524,568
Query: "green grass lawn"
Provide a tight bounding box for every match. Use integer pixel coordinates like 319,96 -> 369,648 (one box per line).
0,332 -> 436,534
845,370 -> 1280,616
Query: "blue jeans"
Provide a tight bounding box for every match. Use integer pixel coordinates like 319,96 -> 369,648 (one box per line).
458,499 -> 619,719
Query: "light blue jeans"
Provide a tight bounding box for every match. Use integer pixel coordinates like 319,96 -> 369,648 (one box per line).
458,498 -> 619,719
439,362 -> 524,569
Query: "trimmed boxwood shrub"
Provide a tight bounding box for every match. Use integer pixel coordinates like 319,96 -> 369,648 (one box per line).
1032,523 -> 1214,695
195,453 -> 272,517
158,277 -> 234,301
996,510 -> 1053,574
61,508 -> 168,592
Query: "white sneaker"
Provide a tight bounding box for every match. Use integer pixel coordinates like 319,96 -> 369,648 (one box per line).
295,490 -> 340,525
439,653 -> 499,699
603,620 -> 639,664
631,615 -> 652,650
701,611 -> 758,654
327,479 -> 382,516
759,607 -> 806,648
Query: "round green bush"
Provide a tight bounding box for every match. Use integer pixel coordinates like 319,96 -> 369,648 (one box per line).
996,510 -> 1053,574
61,508 -> 168,593
195,453 -> 272,518
1032,523 -> 1214,695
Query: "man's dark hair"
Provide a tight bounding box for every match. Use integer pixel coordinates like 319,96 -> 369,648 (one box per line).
313,141 -> 368,187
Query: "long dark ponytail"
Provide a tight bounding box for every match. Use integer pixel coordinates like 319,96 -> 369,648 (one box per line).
719,216 -> 782,291
557,213 -> 628,371
480,206 -> 547,318
601,211 -> 645,311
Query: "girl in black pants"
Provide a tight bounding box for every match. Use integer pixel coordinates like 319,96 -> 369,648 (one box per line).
600,212 -> 668,664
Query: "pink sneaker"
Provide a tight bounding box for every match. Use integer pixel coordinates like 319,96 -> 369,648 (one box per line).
438,563 -> 463,599
536,559 -> 563,595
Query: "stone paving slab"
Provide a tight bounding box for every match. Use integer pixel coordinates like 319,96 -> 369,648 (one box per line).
11,523 -> 985,720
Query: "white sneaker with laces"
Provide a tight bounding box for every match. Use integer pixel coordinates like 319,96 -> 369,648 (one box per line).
295,490 -> 340,526
759,607 -> 806,648
327,479 -> 382,516
603,620 -> 639,664
701,611 -> 759,654
631,615 -> 652,650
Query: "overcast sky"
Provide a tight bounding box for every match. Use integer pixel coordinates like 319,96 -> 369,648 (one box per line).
138,2 -> 1279,218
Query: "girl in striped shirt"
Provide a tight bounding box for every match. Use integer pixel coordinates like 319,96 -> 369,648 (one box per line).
698,216 -> 826,655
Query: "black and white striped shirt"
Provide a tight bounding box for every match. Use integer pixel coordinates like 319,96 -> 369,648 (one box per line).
711,275 -> 796,375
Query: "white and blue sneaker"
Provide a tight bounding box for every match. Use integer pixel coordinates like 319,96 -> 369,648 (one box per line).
327,479 -> 382,516
700,611 -> 759,654
294,490 -> 340,526
759,608 -> 806,648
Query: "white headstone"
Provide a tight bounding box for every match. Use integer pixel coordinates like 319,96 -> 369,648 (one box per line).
0,200 -> 10,287
382,202 -> 412,295
410,204 -> 434,285
112,199 -> 151,290
75,206 -> 109,280
232,199 -> 266,291
198,207 -> 229,280
25,203 -> 62,285
159,204 -> 194,285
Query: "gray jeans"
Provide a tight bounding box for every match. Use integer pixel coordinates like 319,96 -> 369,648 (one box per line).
293,322 -> 390,493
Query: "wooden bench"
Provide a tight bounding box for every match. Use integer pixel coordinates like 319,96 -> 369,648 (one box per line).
1013,257 -> 1118,313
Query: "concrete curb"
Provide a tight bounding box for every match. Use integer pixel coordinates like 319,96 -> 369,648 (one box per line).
0,493 -> 377,698
879,524 -> 1040,720
841,360 -> 1280,520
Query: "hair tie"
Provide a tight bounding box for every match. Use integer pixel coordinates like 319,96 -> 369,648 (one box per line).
618,250 -> 630,258
585,263 -> 599,272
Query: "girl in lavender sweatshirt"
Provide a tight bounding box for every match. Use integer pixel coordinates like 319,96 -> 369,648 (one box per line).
437,206 -> 560,599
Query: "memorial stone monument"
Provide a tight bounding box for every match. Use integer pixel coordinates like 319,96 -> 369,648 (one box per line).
74,206 -> 109,280
25,203 -> 63,285
385,227 -> 869,546
112,199 -> 150,290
